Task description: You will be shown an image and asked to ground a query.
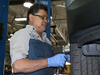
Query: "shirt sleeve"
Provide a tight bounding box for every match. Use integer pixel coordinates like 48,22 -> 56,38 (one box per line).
10,30 -> 29,66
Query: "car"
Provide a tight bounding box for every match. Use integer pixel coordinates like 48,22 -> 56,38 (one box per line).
67,0 -> 100,75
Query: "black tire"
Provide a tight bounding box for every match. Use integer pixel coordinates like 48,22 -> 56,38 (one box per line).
70,43 -> 100,75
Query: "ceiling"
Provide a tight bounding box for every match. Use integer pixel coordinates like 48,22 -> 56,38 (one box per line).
5,0 -> 69,65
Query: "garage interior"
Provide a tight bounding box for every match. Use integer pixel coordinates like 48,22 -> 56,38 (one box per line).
4,0 -> 71,75
3,0 -> 100,75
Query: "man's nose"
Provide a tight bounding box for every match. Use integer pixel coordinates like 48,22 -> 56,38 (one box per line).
44,19 -> 48,23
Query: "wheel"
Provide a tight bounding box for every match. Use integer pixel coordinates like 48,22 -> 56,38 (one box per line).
70,43 -> 100,75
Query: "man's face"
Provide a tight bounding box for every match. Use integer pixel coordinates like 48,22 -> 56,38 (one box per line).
30,9 -> 48,33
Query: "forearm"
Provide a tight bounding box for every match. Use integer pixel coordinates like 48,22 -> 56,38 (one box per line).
13,58 -> 48,73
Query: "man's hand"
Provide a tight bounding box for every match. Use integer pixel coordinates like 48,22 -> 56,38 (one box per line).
48,54 -> 66,67
64,54 -> 70,62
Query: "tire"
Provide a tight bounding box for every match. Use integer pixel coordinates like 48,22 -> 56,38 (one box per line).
70,43 -> 100,75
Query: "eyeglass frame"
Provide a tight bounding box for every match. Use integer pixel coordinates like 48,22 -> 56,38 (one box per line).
32,14 -> 48,21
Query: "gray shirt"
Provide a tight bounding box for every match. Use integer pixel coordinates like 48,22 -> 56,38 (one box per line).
10,25 -> 51,66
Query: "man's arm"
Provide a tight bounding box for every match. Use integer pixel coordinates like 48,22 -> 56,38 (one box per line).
13,58 -> 48,73
13,54 -> 67,73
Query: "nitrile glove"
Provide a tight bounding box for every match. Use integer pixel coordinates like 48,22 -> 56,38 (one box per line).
48,54 -> 66,67
64,54 -> 70,62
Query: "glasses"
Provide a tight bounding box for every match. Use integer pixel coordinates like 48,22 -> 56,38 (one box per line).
33,14 -> 48,21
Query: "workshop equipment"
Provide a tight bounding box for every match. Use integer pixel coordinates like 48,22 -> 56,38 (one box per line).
53,46 -> 70,75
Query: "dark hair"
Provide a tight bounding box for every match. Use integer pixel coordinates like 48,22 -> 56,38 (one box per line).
26,3 -> 48,24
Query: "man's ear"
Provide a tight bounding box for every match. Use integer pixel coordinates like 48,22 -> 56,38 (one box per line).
29,14 -> 34,22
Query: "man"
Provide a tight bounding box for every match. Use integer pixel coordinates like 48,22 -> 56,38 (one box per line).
10,3 -> 69,75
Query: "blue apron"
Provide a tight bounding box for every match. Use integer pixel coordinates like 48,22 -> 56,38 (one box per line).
14,39 -> 54,75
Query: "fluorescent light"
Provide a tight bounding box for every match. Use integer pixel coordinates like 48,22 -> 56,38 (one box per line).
8,38 -> 11,41
50,16 -> 52,19
68,43 -> 70,46
61,5 -> 65,7
56,5 -> 62,7
23,2 -> 33,8
10,34 -> 13,36
15,18 -> 27,21
56,5 -> 65,7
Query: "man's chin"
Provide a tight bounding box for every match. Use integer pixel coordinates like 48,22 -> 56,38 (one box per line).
41,28 -> 46,32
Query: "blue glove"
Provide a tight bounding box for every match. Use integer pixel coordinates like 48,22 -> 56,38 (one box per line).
64,54 -> 70,62
48,54 -> 66,67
